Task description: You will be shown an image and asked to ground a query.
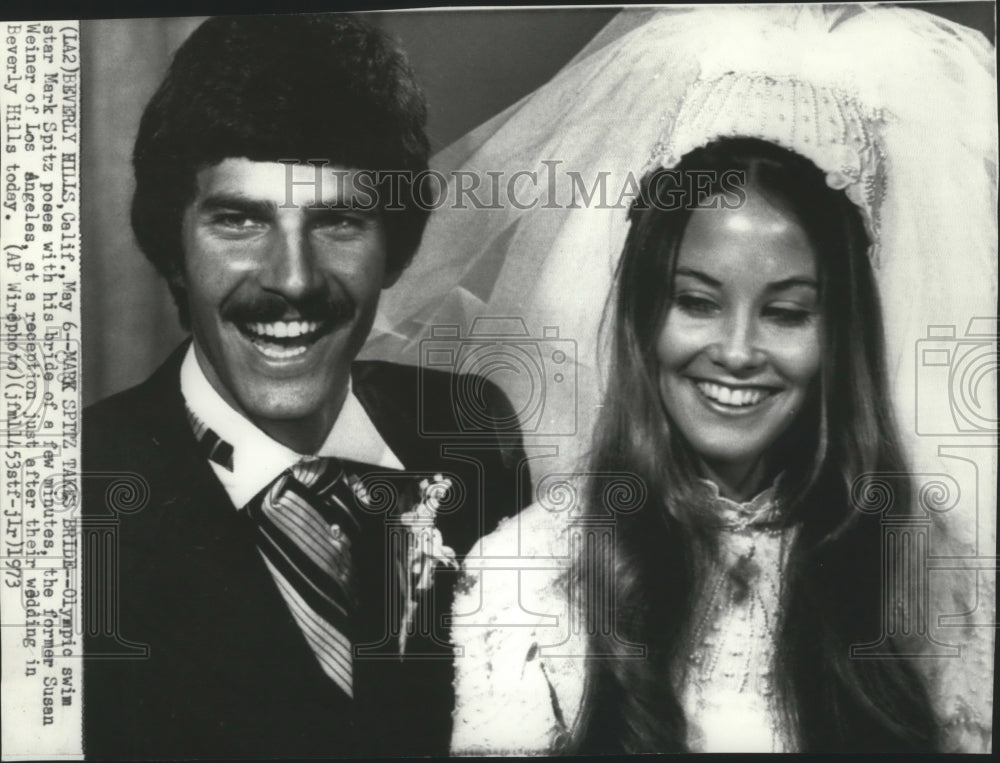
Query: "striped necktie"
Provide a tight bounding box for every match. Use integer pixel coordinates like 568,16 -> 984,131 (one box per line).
186,409 -> 359,699
246,458 -> 360,699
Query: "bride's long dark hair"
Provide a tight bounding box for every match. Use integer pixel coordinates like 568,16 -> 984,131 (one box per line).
565,138 -> 938,753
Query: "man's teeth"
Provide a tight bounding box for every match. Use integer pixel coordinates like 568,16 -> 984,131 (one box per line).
256,343 -> 308,359
696,382 -> 769,407
246,321 -> 321,339
240,320 -> 326,359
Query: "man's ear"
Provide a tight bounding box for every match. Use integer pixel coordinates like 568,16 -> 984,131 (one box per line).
164,272 -> 192,331
165,256 -> 187,289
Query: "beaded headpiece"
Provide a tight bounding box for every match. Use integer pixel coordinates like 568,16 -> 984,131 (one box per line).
647,73 -> 888,264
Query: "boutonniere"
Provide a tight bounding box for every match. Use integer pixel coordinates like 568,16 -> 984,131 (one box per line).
397,473 -> 459,654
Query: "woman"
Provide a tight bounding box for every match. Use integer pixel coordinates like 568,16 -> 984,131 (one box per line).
366,4 -> 995,755
452,137 -> 939,753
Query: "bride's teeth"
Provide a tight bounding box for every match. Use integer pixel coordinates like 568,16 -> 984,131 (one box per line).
697,382 -> 767,407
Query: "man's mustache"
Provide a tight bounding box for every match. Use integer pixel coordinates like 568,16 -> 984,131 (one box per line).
222,290 -> 355,325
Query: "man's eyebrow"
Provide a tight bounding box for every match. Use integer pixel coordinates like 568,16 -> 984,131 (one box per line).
305,203 -> 380,219
197,194 -> 276,217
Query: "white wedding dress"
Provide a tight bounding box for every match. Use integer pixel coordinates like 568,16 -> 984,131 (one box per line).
450,482 -> 800,754
451,482 -> 991,753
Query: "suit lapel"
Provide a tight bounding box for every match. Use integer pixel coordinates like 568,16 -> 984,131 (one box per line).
116,352 -> 482,753
125,348 -> 356,708
347,366 -> 460,753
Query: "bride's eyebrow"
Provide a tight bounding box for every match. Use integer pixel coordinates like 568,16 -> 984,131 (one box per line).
766,277 -> 818,292
674,267 -> 817,293
674,267 -> 720,287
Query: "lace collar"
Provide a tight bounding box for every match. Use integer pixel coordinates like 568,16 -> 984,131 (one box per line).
692,475 -> 784,531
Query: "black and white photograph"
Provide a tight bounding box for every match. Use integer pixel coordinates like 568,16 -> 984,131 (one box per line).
0,2 -> 996,758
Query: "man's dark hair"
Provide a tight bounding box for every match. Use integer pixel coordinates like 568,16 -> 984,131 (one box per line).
131,13 -> 431,323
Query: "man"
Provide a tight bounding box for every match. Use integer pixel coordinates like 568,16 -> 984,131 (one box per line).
82,14 -> 529,759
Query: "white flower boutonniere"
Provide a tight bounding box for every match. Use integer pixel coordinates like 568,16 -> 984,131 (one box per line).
397,473 -> 459,654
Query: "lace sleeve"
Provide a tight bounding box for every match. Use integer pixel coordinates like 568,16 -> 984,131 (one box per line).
940,717 -> 992,754
929,572 -> 995,753
936,651 -> 993,754
450,508 -> 582,755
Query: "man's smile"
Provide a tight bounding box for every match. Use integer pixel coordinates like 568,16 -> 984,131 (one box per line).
235,318 -> 337,361
244,319 -> 326,339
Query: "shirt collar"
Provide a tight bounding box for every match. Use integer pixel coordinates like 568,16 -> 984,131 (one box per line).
179,343 -> 404,509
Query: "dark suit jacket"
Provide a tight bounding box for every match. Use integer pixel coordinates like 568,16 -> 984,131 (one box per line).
82,343 -> 531,759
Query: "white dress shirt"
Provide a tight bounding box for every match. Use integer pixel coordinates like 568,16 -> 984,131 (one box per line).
179,344 -> 405,509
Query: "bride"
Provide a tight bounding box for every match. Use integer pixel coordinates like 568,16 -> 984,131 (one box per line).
454,134 -> 942,752
367,3 -> 996,755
